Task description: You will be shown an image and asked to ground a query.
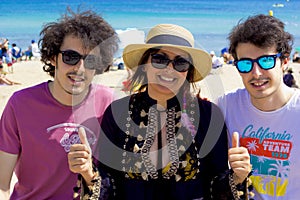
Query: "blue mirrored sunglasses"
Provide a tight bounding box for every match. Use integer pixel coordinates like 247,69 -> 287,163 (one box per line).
234,53 -> 281,73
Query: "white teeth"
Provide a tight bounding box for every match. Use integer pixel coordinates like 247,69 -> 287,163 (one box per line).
160,76 -> 174,82
253,82 -> 264,86
69,76 -> 84,82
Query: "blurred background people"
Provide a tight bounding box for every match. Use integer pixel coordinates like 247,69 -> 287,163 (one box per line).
30,40 -> 41,59
210,50 -> 223,68
283,68 -> 298,88
11,43 -> 22,62
292,51 -> 300,63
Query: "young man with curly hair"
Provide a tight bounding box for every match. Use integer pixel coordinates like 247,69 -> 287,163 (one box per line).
0,8 -> 118,199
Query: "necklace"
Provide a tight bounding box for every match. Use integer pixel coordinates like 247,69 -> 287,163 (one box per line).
121,93 -> 199,181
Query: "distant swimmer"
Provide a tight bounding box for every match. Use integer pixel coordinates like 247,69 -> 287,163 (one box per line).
272,3 -> 284,7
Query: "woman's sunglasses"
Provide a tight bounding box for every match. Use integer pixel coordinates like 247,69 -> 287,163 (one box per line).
234,53 -> 281,73
150,53 -> 192,72
59,50 -> 99,70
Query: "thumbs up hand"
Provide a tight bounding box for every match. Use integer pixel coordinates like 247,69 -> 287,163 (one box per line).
228,132 -> 252,184
68,127 -> 95,185
231,131 -> 240,148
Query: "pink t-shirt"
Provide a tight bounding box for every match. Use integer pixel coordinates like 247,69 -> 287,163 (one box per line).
0,82 -> 115,199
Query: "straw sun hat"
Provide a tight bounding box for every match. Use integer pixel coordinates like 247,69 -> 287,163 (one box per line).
122,24 -> 212,82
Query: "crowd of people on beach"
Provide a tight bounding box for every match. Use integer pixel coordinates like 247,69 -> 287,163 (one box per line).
0,38 -> 41,70
209,47 -> 235,69
0,38 -> 41,85
1,6 -> 300,200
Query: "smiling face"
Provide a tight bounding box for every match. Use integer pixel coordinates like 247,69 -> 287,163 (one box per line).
236,42 -> 289,108
144,46 -> 189,101
50,35 -> 97,105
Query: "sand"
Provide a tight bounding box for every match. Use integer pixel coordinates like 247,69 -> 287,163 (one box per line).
1,60 -> 300,192
0,61 -> 243,113
2,61 -> 300,115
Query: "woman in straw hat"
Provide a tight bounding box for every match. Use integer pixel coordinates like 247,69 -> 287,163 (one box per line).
68,24 -> 252,199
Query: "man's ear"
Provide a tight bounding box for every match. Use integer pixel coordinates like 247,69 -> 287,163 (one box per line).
281,57 -> 289,71
50,56 -> 57,67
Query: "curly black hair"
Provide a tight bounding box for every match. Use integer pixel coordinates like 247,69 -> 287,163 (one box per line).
39,7 -> 119,77
228,14 -> 294,61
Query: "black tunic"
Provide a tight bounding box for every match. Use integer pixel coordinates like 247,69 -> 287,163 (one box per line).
95,91 -> 233,200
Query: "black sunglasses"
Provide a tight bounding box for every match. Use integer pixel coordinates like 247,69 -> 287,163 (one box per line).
150,53 -> 192,72
234,53 -> 281,73
59,50 -> 99,70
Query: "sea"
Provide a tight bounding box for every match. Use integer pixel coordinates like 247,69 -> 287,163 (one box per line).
1,0 -> 299,57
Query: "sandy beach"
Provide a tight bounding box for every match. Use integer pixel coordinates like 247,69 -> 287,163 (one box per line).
1,60 -> 300,191
2,61 -> 300,115
0,61 -> 244,114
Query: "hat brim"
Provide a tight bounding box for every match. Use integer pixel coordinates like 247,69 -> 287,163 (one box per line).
123,43 -> 212,82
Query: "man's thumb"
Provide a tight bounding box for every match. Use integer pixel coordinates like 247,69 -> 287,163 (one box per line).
78,127 -> 90,147
232,132 -> 239,148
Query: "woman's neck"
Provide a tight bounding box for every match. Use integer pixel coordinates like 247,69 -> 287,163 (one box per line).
147,86 -> 182,109
148,93 -> 172,109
